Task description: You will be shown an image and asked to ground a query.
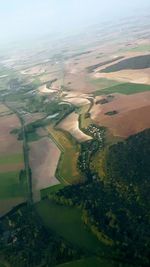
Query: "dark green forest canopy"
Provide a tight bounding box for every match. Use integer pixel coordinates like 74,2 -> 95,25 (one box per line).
104,128 -> 150,199
100,54 -> 150,72
55,129 -> 150,266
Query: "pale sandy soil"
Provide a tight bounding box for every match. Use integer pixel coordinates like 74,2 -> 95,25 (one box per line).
29,137 -> 60,202
91,92 -> 150,138
94,68 -> 150,85
64,97 -> 90,106
0,104 -> 10,113
21,65 -> 48,75
58,112 -> 92,142
93,52 -> 150,85
63,91 -> 91,106
63,50 -> 150,92
38,84 -> 56,94
39,73 -> 57,83
64,71 -> 95,93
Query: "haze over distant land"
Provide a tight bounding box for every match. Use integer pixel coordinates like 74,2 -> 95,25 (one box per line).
0,0 -> 150,45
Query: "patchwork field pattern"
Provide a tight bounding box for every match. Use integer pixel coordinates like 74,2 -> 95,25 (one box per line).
0,104 -> 27,216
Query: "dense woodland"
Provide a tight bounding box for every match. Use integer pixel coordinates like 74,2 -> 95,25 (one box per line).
0,205 -> 82,267
53,129 -> 150,266
1,128 -> 150,267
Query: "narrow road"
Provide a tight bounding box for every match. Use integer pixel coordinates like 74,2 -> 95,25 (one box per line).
4,101 -> 33,204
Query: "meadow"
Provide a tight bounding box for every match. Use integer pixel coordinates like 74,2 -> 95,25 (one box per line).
46,125 -> 82,184
90,77 -> 121,91
0,154 -> 23,165
0,171 -> 27,199
36,199 -> 103,253
0,104 -> 27,215
93,82 -> 150,96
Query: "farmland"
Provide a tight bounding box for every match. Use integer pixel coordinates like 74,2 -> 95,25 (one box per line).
0,12 -> 150,267
57,112 -> 92,142
0,104 -> 27,216
46,125 -> 82,184
100,54 -> 150,73
29,137 -> 60,202
93,82 -> 150,96
90,91 -> 150,138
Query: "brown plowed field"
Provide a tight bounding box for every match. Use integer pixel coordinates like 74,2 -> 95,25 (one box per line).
91,92 -> 150,138
0,113 -> 23,155
0,104 -> 25,216
29,137 -> 60,202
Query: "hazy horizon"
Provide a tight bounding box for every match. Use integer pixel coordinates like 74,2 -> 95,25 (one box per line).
0,0 -> 150,45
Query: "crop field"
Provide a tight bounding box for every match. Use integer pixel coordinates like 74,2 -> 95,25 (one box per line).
29,137 -> 60,202
46,125 -> 82,184
36,199 -> 102,253
119,43 -> 150,53
93,82 -> 150,96
91,91 -> 150,138
57,112 -> 92,142
90,77 -> 121,91
0,154 -> 23,165
100,54 -> 150,73
0,104 -> 27,216
0,172 -> 26,198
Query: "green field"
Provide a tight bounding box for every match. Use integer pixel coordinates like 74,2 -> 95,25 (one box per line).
119,44 -> 150,53
0,154 -> 23,165
47,125 -> 82,184
41,184 -> 65,198
90,78 -> 121,90
36,200 -> 104,253
0,171 -> 27,199
93,82 -> 150,96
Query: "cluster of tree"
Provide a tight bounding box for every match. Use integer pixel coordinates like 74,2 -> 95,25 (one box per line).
78,125 -> 106,181
52,129 -> 150,266
100,128 -> 150,207
26,95 -> 75,124
0,205 -> 82,267
78,139 -> 100,178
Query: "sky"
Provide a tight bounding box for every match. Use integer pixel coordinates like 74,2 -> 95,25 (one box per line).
0,0 -> 150,44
